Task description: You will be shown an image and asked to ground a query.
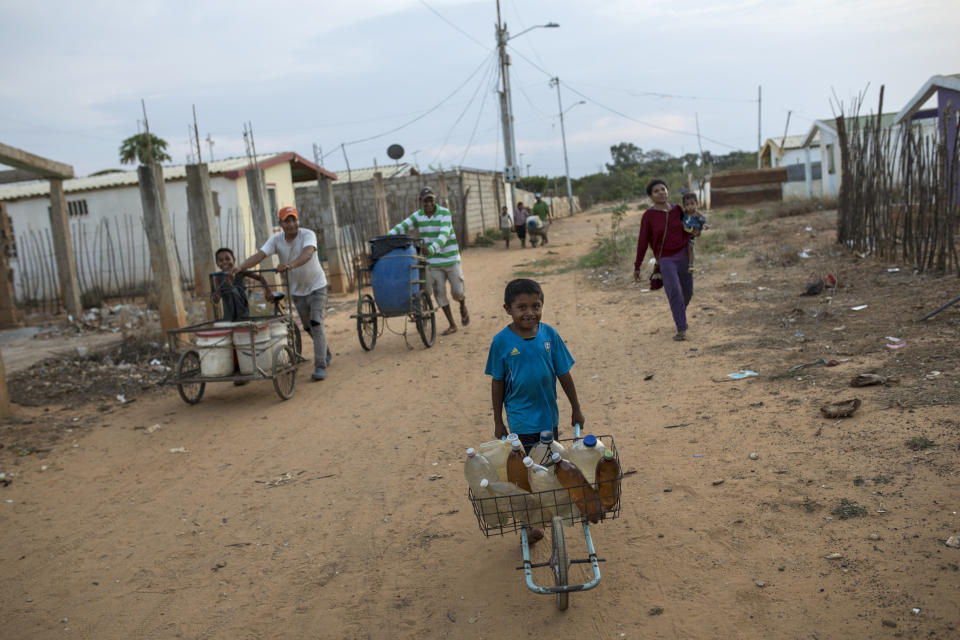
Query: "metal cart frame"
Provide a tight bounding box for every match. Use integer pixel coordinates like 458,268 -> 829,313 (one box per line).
351,239 -> 436,350
468,425 -> 623,611
166,269 -> 307,403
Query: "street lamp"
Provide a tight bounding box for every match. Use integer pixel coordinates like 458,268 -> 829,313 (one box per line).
551,76 -> 584,218
496,1 -> 557,207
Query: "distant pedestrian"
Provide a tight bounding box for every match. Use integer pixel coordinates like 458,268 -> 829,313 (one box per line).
532,192 -> 551,222
514,202 -> 529,248
499,205 -> 513,249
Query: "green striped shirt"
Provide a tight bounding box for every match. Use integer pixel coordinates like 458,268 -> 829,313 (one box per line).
388,206 -> 461,266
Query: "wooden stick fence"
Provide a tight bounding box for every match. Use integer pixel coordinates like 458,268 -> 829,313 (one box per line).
835,87 -> 960,275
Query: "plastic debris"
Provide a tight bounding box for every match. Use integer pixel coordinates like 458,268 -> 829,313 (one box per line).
727,370 -> 759,380
850,304 -> 868,311
144,424 -> 162,434
169,447 -> 187,454
885,341 -> 907,350
946,536 -> 960,548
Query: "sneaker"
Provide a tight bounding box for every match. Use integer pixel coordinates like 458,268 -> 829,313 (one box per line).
312,368 -> 327,381
673,331 -> 687,341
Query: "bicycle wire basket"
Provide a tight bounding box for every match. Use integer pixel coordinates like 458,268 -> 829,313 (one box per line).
467,434 -> 624,536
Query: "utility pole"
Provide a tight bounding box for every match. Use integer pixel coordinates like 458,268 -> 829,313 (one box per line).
551,77 -> 575,218
757,85 -> 762,168
496,0 -> 519,209
192,104 -> 202,163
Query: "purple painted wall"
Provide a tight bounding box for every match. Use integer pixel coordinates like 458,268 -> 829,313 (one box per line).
939,88 -> 960,200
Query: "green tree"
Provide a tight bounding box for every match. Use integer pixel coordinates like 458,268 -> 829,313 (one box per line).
118,133 -> 172,165
606,142 -> 644,173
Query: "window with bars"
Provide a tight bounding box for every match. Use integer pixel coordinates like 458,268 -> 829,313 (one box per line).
48,199 -> 90,217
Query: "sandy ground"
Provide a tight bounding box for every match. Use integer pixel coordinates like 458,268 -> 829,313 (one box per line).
0,204 -> 958,639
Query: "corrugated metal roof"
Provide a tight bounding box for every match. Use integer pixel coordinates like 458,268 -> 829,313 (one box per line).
0,153 -> 286,201
769,134 -> 821,151
296,163 -> 414,188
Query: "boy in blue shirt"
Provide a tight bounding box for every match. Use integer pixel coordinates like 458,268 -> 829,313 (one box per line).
485,279 -> 584,454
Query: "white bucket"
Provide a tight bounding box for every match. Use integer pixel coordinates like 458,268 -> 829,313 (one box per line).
269,323 -> 288,360
233,325 -> 272,375
196,329 -> 235,377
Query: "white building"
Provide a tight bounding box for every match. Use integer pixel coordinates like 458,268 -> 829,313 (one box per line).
0,153 -> 334,304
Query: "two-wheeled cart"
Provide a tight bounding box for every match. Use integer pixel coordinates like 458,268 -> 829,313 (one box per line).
166,269 -> 306,403
467,425 -> 624,611
351,234 -> 436,350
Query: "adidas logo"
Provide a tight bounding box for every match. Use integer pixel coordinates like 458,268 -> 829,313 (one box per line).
509,347 -> 520,356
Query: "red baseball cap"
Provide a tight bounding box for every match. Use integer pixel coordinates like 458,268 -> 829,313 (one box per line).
278,206 -> 298,221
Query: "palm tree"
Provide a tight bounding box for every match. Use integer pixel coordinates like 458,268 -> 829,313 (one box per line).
118,133 -> 172,165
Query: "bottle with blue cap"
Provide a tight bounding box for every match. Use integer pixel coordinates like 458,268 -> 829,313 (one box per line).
529,430 -> 567,466
568,434 -> 606,485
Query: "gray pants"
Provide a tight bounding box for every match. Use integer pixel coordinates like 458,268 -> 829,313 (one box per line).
293,286 -> 331,370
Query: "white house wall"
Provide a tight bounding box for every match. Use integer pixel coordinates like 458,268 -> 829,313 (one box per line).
4,176 -> 257,303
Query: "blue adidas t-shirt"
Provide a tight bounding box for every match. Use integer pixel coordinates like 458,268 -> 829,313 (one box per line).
484,322 -> 575,434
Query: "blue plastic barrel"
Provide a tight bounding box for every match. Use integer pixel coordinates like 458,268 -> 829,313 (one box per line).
370,237 -> 420,314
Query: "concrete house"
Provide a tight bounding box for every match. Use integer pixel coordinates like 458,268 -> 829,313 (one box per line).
760,133 -> 823,199
0,152 -> 335,304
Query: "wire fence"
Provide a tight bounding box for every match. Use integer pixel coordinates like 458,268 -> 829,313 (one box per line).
13,207 -> 251,315
836,90 -> 959,274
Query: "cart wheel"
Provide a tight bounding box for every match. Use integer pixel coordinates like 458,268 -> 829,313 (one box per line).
415,291 -> 436,348
272,344 -> 296,400
176,350 -> 205,405
551,517 -> 569,611
290,322 -> 303,357
357,294 -> 378,351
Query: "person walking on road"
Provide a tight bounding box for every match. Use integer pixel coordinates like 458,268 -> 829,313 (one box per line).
233,206 -> 332,380
388,187 -> 470,336
633,179 -> 694,342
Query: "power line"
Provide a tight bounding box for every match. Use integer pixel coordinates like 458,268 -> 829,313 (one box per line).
430,54 -> 499,165
322,51 -> 497,162
561,82 -> 740,149
459,61 -> 502,166
418,0 -> 490,51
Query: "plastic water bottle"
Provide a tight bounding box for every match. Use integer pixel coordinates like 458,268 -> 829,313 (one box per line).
506,440 -> 532,492
525,455 -> 574,522
595,449 -> 621,511
464,448 -> 496,494
568,434 -> 606,485
474,478 -> 508,528
483,479 -> 541,525
529,430 -> 567,466
553,453 -> 604,523
477,439 -> 512,482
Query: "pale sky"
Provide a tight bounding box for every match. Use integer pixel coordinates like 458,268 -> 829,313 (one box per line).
1,0 -> 957,179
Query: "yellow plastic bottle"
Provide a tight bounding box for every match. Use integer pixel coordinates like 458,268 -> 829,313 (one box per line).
477,439 -> 512,482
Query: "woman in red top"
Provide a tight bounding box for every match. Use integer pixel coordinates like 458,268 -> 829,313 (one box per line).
633,179 -> 694,341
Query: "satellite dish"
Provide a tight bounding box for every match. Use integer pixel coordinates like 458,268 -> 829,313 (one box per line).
387,144 -> 405,160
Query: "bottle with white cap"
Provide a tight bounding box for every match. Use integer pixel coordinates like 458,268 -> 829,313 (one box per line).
568,434 -> 606,485
529,430 -> 567,466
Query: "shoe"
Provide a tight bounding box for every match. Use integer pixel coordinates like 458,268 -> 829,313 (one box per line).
673,331 -> 687,341
312,368 -> 327,381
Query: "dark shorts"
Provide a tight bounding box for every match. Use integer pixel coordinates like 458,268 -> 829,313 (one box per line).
515,427 -> 560,456
515,224 -> 527,239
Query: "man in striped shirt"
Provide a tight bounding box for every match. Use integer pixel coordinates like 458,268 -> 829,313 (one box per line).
388,187 -> 470,336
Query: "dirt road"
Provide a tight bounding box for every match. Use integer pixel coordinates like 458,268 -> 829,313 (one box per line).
1,205 -> 957,639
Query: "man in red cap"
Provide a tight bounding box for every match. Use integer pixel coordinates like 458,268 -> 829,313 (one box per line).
233,206 -> 332,380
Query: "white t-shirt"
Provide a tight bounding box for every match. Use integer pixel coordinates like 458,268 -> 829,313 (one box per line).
260,228 -> 327,296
